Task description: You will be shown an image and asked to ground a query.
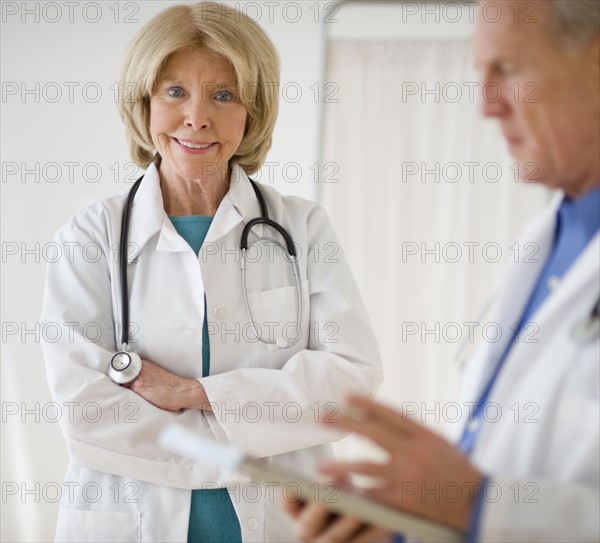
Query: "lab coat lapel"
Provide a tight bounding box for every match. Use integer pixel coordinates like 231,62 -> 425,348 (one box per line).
125,162 -> 189,261
488,229 -> 600,402
461,195 -> 560,404
497,190 -> 600,347
525,230 -> 600,328
125,162 -> 267,260
204,163 -> 266,244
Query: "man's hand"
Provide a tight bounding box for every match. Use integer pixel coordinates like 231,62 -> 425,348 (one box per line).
319,395 -> 484,534
282,395 -> 485,540
282,498 -> 392,543
128,359 -> 213,412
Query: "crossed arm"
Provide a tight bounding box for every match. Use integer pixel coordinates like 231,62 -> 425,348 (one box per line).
128,358 -> 213,412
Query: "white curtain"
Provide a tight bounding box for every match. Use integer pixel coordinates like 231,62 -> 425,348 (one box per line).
322,40 -> 550,458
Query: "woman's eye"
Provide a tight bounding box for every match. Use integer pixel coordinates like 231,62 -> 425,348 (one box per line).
167,87 -> 184,98
215,91 -> 233,102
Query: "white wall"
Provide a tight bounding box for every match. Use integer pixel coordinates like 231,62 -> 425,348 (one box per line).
1,2 -> 324,540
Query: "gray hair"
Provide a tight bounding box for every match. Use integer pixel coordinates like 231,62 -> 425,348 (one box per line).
547,0 -> 600,50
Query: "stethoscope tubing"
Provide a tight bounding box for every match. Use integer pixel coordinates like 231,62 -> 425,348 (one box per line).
241,240 -> 302,347
111,172 -> 302,383
119,174 -> 144,350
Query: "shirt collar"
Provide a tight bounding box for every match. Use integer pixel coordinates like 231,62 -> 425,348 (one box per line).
126,162 -> 265,261
557,184 -> 600,242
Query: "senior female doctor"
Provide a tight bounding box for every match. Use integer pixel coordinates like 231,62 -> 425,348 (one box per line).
39,3 -> 382,542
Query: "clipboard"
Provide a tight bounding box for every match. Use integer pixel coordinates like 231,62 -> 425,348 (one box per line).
159,425 -> 464,542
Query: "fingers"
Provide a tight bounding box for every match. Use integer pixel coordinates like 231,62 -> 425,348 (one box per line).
322,395 -> 440,453
350,526 -> 393,543
297,503 -> 337,540
325,411 -> 403,453
281,495 -> 305,519
345,396 -> 426,437
320,462 -> 391,485
311,515 -> 364,543
290,502 -> 390,543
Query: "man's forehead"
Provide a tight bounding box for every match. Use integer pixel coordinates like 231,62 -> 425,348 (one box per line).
476,0 -> 547,20
472,1 -> 549,62
477,0 -> 552,33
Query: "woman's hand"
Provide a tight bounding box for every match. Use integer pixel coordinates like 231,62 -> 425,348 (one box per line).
128,359 -> 213,413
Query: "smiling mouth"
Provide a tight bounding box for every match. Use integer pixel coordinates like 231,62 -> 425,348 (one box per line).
173,138 -> 217,150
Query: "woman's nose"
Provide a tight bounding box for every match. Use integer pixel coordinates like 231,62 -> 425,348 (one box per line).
184,98 -> 211,131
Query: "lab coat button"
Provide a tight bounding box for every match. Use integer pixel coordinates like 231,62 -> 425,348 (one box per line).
468,418 -> 480,431
247,517 -> 258,530
213,305 -> 228,319
547,276 -> 560,291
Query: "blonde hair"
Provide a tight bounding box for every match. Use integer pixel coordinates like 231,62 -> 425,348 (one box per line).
117,2 -> 280,174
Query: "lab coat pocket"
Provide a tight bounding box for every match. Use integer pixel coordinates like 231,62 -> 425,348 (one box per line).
551,391 -> 599,477
247,280 -> 309,366
55,506 -> 140,543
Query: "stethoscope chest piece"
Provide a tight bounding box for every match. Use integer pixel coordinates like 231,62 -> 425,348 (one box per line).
572,296 -> 600,343
108,349 -> 142,385
572,315 -> 600,342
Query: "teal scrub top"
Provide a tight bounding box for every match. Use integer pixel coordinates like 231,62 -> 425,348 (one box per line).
169,215 -> 242,543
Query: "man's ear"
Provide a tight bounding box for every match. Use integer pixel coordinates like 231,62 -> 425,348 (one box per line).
586,34 -> 600,110
583,33 -> 600,73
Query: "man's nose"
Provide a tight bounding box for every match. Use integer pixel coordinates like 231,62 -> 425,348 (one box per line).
480,77 -> 509,119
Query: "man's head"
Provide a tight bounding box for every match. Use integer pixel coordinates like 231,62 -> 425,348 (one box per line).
473,0 -> 600,197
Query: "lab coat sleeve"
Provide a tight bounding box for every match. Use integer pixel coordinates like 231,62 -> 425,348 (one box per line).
200,203 -> 383,457
40,206 -> 233,489
475,475 -> 600,542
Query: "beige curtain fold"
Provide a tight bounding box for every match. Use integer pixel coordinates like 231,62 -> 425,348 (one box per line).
322,40 -> 550,458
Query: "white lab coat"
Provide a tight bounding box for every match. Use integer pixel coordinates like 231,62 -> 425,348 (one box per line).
449,194 -> 599,542
40,162 -> 383,542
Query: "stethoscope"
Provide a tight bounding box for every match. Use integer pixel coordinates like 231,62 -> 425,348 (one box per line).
108,174 -> 302,385
572,294 -> 600,341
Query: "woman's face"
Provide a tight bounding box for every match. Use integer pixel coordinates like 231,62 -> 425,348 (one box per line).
149,48 -> 247,184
